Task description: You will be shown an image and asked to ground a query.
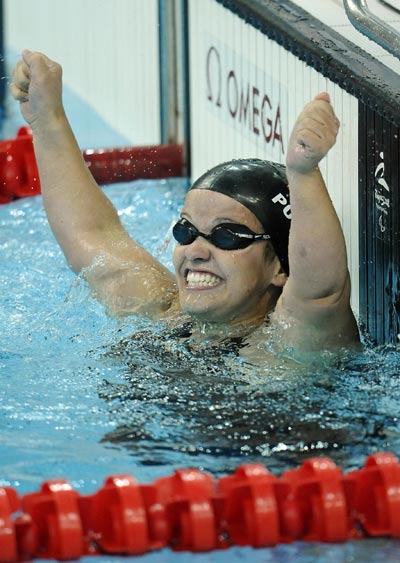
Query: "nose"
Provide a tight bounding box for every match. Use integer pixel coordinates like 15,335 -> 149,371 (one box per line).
183,235 -> 213,261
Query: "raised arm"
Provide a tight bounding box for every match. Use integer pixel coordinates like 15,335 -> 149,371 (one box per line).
275,93 -> 359,348
10,50 -> 178,317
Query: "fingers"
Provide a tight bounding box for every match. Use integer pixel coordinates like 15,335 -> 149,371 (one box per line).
22,49 -> 58,73
298,113 -> 339,141
14,60 -> 30,90
9,59 -> 30,101
294,119 -> 338,157
9,81 -> 29,102
299,96 -> 340,138
9,51 -> 36,99
9,50 -> 62,102
295,126 -> 335,159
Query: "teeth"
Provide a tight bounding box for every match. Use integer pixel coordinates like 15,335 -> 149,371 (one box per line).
186,271 -> 221,288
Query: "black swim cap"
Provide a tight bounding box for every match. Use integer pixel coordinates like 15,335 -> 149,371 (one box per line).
189,159 -> 291,273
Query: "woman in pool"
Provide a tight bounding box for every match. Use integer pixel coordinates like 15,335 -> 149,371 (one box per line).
10,50 -> 359,349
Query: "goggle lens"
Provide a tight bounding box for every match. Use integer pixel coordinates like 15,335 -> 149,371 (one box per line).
172,220 -> 198,245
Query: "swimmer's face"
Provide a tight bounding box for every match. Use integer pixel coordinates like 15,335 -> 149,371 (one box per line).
172,190 -> 286,325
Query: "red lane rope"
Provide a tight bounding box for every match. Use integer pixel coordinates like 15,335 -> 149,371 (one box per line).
1,452 -> 400,561
0,127 -> 184,203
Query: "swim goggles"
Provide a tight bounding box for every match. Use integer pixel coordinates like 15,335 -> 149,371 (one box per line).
172,218 -> 271,250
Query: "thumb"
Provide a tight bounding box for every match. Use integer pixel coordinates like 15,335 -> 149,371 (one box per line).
314,91 -> 331,103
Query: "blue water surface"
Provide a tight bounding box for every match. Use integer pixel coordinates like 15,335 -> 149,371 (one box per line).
1,182 -> 400,562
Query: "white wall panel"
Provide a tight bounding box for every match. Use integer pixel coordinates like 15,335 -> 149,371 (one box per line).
188,0 -> 359,313
4,0 -> 160,146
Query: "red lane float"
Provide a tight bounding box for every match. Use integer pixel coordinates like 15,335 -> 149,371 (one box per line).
83,144 -> 183,185
79,474 -> 149,555
19,480 -> 84,561
1,452 -> 400,562
0,127 -> 40,202
0,487 -> 19,562
218,463 -> 281,547
345,451 -> 400,537
279,457 -> 349,542
0,127 -> 184,203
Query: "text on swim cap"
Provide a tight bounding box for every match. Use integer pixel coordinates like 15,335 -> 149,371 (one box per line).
272,193 -> 291,219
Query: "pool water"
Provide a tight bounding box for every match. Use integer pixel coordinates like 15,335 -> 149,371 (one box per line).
1,181 -> 400,562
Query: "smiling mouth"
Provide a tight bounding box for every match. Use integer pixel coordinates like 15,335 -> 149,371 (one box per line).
185,270 -> 222,289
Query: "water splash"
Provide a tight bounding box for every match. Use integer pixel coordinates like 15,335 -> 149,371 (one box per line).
1,180 -> 399,488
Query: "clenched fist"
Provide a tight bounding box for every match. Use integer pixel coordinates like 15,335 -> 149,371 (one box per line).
286,92 -> 339,175
9,50 -> 64,129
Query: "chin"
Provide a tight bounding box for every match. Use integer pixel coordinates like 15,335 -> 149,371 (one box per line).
181,294 -> 264,326
180,298 -> 223,323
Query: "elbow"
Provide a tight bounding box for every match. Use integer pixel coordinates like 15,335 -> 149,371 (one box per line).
286,268 -> 352,306
314,272 -> 352,307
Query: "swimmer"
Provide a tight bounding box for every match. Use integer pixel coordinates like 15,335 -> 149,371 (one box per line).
10,50 -> 359,349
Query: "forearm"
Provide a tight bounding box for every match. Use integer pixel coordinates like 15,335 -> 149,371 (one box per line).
31,114 -> 123,271
286,167 -> 349,302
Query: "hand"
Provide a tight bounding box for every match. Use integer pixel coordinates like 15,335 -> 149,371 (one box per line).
9,50 -> 64,128
286,92 -> 340,175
